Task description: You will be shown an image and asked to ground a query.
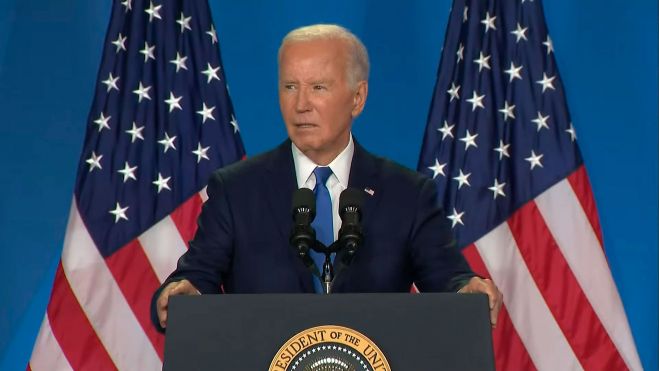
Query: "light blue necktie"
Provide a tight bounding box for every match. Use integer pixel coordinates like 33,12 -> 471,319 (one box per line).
311,166 -> 333,293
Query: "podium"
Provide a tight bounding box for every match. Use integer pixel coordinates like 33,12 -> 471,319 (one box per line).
164,293 -> 495,370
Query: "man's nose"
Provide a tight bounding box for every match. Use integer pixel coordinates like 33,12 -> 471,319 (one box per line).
295,88 -> 311,112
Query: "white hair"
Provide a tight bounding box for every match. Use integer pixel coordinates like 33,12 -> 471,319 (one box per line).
278,24 -> 370,88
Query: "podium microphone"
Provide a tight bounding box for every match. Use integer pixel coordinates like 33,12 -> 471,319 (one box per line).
338,188 -> 364,265
289,188 -> 318,273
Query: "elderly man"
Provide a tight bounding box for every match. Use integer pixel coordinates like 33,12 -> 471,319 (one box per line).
153,24 -> 502,331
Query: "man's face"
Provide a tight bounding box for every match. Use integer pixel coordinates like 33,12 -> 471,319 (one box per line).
279,38 -> 367,165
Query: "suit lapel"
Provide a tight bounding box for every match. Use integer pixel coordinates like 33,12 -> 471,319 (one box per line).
263,140 -> 297,243
347,140 -> 381,231
333,140 -> 381,281
262,140 -> 315,292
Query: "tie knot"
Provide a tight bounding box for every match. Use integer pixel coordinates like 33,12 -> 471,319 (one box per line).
313,166 -> 333,186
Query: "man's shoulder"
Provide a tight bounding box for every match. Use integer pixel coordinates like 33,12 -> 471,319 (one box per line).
359,146 -> 431,188
209,140 -> 290,183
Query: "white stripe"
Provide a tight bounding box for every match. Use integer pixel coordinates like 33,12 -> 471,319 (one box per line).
475,222 -> 583,371
139,215 -> 188,283
536,179 -> 643,371
61,200 -> 162,370
29,315 -> 73,371
199,187 -> 208,202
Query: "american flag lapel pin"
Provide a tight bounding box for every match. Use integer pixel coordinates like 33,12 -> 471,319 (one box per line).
364,187 -> 375,196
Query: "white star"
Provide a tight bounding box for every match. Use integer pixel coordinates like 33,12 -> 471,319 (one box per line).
197,103 -> 216,123
133,81 -> 152,102
481,12 -> 497,32
230,114 -> 240,133
437,120 -> 455,140
456,43 -> 464,62
177,12 -> 192,33
170,52 -> 188,72
206,24 -> 218,44
140,41 -> 156,63
192,143 -> 210,163
447,82 -> 460,102
93,112 -> 111,132
566,123 -> 577,141
158,132 -> 177,153
453,169 -> 472,189
109,202 -> 129,223
153,173 -> 171,193
460,130 -> 478,150
427,159 -> 446,179
543,36 -> 554,55
102,72 -> 119,92
125,122 -> 144,143
466,90 -> 485,111
473,51 -> 491,72
525,150 -> 544,170
536,72 -> 556,93
463,6 -> 469,23
511,22 -> 528,43
165,92 -> 183,112
504,61 -> 523,82
85,151 -> 103,172
447,208 -> 465,228
201,63 -> 221,83
112,33 -> 127,53
488,179 -> 506,199
531,111 -> 550,131
121,0 -> 132,12
145,1 -> 162,22
117,161 -> 137,182
493,140 -> 511,160
498,101 -> 516,121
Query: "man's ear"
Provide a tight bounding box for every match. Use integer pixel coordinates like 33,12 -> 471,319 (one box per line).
351,81 -> 368,117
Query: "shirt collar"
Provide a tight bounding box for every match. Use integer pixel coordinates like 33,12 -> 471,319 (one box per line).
291,134 -> 354,189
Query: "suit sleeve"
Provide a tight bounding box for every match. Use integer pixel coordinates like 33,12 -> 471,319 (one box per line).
150,171 -> 235,331
409,177 -> 474,292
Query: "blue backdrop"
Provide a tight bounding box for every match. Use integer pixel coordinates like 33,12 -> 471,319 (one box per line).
0,1 -> 656,369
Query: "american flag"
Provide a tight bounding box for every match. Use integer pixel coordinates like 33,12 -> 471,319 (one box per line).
28,0 -> 244,369
418,0 -> 642,370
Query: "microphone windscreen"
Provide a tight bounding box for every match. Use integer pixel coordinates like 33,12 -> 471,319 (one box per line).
291,188 -> 316,216
339,188 -> 364,212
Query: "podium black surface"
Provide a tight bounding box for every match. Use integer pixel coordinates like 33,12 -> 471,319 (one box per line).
164,293 -> 494,370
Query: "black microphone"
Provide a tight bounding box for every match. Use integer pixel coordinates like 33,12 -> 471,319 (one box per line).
289,188 -> 318,272
338,188 -> 364,265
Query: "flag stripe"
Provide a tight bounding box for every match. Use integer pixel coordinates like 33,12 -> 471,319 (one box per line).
475,222 -> 582,370
535,177 -> 642,370
566,166 -> 604,248
61,202 -> 162,370
462,244 -> 536,371
509,200 -> 626,370
104,239 -> 165,360
47,263 -> 116,370
169,193 -> 203,248
29,312 -> 74,371
139,216 -> 188,283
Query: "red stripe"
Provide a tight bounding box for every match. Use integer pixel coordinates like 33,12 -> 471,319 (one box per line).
508,202 -> 627,370
463,244 -> 536,371
47,263 -> 117,370
105,239 -> 165,360
567,165 -> 604,248
169,194 -> 203,248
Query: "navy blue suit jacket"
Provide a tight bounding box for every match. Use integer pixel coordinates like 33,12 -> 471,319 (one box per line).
155,139 -> 472,298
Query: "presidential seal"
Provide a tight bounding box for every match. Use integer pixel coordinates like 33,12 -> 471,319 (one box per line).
269,325 -> 390,371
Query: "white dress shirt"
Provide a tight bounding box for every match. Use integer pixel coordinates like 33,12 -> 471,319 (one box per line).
291,135 -> 354,241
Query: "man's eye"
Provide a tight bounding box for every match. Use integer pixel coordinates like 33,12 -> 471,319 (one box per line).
313,85 -> 326,90
284,84 -> 296,90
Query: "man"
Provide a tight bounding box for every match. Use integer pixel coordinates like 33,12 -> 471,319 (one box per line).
153,24 -> 502,331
